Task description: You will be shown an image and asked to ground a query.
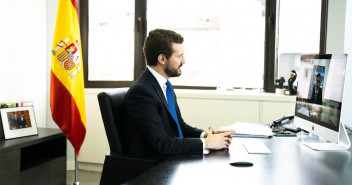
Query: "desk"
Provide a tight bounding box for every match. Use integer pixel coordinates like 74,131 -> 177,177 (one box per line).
126,133 -> 352,185
0,128 -> 66,185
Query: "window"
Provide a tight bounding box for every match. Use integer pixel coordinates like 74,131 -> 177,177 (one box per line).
147,0 -> 266,89
275,0 -> 324,87
277,0 -> 322,56
88,0 -> 135,81
80,0 -> 327,91
266,0 -> 328,92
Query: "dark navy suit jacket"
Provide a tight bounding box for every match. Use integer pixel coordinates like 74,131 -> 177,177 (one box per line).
122,69 -> 204,158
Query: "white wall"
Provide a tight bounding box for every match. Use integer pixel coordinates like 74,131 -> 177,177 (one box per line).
0,0 -> 47,128
46,0 -> 59,127
342,0 -> 352,127
326,0 -> 352,127
326,0 -> 346,54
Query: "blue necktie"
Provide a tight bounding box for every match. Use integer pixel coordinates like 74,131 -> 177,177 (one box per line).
166,80 -> 183,138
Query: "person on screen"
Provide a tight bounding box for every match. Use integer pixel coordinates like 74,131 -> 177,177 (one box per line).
309,73 -> 323,105
122,29 -> 235,159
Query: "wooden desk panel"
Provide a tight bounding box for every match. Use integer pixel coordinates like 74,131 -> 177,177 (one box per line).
0,128 -> 66,185
126,134 -> 352,185
0,150 -> 20,185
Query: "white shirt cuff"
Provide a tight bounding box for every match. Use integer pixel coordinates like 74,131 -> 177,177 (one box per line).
200,132 -> 210,154
200,132 -> 207,138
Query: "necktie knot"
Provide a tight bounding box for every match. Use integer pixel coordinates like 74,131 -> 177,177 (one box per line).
166,80 -> 172,89
166,81 -> 174,103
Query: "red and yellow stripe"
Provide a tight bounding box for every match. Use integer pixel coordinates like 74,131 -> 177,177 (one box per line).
50,0 -> 86,156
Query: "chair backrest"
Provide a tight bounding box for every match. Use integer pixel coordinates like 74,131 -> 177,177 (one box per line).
97,88 -> 129,154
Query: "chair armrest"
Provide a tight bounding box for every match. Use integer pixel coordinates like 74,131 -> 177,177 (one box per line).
106,152 -> 158,165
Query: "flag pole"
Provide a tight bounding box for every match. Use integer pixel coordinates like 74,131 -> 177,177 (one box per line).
73,151 -> 80,185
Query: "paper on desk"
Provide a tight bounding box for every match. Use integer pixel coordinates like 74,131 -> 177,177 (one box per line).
221,122 -> 273,138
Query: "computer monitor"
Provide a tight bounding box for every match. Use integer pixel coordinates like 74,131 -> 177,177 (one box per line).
294,54 -> 350,150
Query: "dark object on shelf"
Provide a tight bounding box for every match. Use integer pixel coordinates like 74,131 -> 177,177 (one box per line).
288,70 -> 297,95
275,77 -> 285,88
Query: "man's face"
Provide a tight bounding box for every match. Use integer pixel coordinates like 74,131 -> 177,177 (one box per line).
164,43 -> 185,78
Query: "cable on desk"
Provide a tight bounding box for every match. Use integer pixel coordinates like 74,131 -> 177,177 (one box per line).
345,124 -> 352,134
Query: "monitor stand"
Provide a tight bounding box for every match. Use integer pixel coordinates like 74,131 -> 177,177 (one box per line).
303,121 -> 351,151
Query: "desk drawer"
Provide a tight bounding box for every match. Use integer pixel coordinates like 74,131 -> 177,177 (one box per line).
0,150 -> 20,185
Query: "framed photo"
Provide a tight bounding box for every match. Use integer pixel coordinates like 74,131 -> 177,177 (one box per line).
0,106 -> 38,139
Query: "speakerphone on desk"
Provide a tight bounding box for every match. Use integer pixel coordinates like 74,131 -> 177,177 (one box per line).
270,115 -> 301,136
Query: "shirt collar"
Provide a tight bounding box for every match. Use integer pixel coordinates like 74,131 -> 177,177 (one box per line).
147,66 -> 168,89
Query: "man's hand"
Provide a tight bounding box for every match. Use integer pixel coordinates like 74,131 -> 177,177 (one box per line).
205,127 -> 235,150
212,128 -> 236,135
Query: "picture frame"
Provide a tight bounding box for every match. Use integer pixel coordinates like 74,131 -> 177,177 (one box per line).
0,106 -> 38,139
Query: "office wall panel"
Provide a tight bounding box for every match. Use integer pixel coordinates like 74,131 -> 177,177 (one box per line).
178,98 -> 260,130
262,101 -> 295,124
78,93 -> 109,165
342,0 -> 352,127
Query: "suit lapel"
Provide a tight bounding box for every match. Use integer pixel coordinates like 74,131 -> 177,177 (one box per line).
145,69 -> 170,111
144,69 -> 182,131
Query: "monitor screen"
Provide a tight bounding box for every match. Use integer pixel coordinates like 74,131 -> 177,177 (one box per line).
294,54 -> 347,143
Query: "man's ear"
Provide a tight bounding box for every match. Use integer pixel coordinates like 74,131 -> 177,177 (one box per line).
157,54 -> 166,65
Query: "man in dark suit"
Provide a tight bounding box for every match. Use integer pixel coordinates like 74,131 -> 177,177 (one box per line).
123,29 -> 235,158
19,114 -> 27,128
11,113 -> 19,129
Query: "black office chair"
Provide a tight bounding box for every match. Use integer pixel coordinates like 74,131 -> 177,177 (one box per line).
98,88 -> 156,185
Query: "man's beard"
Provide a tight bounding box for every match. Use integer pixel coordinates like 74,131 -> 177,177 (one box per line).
165,63 -> 182,77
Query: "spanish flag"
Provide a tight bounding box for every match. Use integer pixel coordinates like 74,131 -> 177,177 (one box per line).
50,0 -> 86,156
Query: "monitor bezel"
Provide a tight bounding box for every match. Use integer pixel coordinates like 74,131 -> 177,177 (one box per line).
294,54 -> 347,143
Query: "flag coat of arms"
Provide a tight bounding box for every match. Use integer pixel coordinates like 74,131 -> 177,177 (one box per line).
50,0 -> 86,155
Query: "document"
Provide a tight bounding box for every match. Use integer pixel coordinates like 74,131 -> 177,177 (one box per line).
221,122 -> 273,138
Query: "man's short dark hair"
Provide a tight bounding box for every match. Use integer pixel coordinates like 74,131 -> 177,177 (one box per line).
143,29 -> 184,66
316,73 -> 321,78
